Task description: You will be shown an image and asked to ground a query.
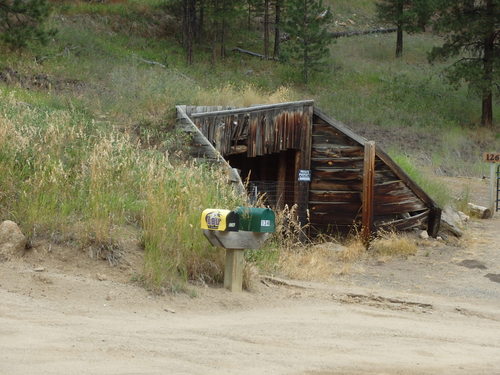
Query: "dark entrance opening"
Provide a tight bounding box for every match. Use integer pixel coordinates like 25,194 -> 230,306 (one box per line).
226,149 -> 298,209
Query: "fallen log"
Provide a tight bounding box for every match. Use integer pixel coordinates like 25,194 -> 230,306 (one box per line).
330,27 -> 397,39
467,203 -> 493,219
232,48 -> 278,60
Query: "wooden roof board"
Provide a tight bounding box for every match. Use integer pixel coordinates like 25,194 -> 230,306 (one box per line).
189,100 -> 315,119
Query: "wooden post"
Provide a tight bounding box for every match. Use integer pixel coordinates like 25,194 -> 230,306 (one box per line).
224,249 -> 245,292
276,151 -> 287,208
489,163 -> 496,216
362,141 -> 376,246
295,105 -> 313,230
427,206 -> 442,238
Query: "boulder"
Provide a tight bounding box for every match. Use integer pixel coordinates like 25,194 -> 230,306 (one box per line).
0,220 -> 27,259
440,206 -> 465,237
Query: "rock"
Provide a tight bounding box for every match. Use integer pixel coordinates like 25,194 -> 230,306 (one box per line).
419,230 -> 429,240
457,211 -> 470,222
33,267 -> 45,272
96,273 -> 107,281
440,206 -> 465,237
458,259 -> 487,270
0,220 -> 27,259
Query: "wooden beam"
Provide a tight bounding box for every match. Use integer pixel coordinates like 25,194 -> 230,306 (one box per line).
362,141 -> 376,246
276,151 -> 287,209
297,104 -> 313,229
427,206 -> 442,238
190,100 -> 314,119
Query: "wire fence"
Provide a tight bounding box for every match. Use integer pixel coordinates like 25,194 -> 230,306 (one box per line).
247,181 -> 308,209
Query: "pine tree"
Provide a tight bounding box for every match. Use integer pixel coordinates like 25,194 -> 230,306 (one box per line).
0,0 -> 54,49
376,0 -> 434,58
429,0 -> 499,127
282,0 -> 332,83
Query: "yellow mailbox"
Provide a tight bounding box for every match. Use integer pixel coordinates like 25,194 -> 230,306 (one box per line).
200,209 -> 239,232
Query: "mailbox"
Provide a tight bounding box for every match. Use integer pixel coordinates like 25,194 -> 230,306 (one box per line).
234,207 -> 275,233
200,209 -> 239,232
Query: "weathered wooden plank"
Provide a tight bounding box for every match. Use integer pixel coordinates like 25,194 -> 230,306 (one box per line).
427,206 -> 442,238
375,210 -> 429,231
309,191 -> 361,203
312,158 -> 385,169
310,202 -> 362,214
312,133 -> 357,146
312,169 -> 362,181
310,180 -> 363,191
312,145 -> 363,158
310,212 -> 361,225
374,191 -> 423,204
297,104 -> 313,230
374,200 -> 428,215
190,100 -> 314,118
362,141 -> 376,244
374,180 -> 407,194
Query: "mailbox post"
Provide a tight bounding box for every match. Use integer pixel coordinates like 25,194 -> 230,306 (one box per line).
201,207 -> 275,292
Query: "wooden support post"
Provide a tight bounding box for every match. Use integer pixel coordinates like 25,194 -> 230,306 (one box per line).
362,141 -> 376,246
224,249 -> 245,292
427,206 -> 442,238
276,151 -> 287,209
489,163 -> 496,216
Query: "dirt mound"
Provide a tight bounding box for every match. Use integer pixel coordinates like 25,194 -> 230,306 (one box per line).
0,67 -> 85,92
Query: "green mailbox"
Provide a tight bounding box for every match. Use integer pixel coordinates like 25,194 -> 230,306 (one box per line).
234,207 -> 275,233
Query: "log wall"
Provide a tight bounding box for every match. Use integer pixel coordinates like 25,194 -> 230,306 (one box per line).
309,112 -> 431,233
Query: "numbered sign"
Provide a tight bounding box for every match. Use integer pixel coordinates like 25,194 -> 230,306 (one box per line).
484,153 -> 500,163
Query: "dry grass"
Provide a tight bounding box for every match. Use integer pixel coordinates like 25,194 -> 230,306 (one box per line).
277,245 -> 338,281
370,231 -> 418,257
194,84 -> 294,108
338,237 -> 366,262
0,90 -> 243,292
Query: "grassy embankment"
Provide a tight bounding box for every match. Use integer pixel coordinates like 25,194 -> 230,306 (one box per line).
0,0 -> 498,287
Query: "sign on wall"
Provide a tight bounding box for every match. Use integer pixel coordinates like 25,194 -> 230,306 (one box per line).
298,169 -> 311,182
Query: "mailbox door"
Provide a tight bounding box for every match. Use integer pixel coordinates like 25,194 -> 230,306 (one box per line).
201,209 -> 239,231
235,207 -> 275,233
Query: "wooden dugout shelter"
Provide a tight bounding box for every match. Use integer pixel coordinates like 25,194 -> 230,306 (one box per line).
177,100 -> 441,237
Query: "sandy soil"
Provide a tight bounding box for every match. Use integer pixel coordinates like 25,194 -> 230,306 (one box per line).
1,179 -> 499,374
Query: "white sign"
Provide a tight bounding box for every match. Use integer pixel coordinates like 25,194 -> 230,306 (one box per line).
298,169 -> 311,182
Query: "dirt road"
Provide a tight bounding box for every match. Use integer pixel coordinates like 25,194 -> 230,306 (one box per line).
1,215 -> 499,374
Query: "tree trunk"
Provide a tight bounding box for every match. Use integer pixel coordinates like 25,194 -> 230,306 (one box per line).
303,0 -> 308,83
395,24 -> 403,58
395,1 -> 403,58
196,0 -> 204,42
273,0 -> 281,59
188,0 -> 196,64
219,0 -> 226,59
264,0 -> 269,58
481,0 -> 494,128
